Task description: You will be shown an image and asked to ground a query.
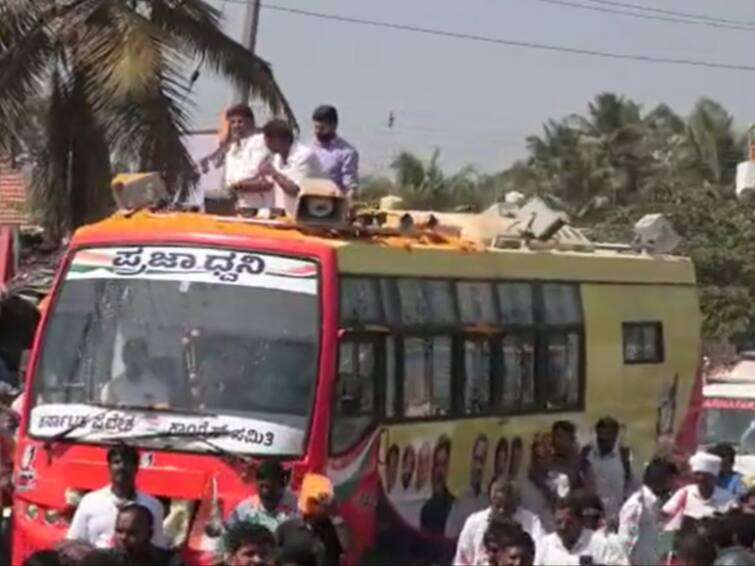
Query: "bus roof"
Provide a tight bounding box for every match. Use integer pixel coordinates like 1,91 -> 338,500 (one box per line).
70,210 -> 696,286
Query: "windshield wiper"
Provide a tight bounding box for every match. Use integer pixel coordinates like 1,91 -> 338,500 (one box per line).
118,429 -> 251,465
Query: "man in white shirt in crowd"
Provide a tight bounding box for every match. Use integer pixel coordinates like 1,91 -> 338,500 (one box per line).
661,451 -> 735,529
446,434 -> 490,538
535,492 -> 629,565
100,338 -> 170,407
617,458 -> 677,566
454,478 -> 544,566
222,105 -> 273,214
258,119 -> 323,217
581,417 -> 634,526
67,444 -> 166,549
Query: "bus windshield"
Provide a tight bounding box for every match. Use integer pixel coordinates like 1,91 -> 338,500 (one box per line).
702,404 -> 755,452
27,245 -> 319,456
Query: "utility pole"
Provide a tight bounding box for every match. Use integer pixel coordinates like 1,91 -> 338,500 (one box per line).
235,0 -> 261,104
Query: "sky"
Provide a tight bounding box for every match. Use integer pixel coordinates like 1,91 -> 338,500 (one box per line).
191,0 -> 755,175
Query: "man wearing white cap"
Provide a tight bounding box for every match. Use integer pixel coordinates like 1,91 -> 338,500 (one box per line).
661,452 -> 735,530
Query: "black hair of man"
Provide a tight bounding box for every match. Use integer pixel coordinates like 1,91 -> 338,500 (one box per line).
595,416 -> 620,433
226,104 -> 255,123
106,443 -> 139,468
556,491 -> 584,518
709,443 -> 736,461
644,458 -> 678,484
22,550 -> 62,566
79,550 -> 127,566
483,517 -> 535,556
118,502 -> 154,529
698,516 -> 733,550
262,119 -> 294,144
224,522 -> 276,556
256,459 -> 286,484
552,420 -> 576,436
275,540 -> 319,566
572,489 -> 604,516
676,532 -> 717,565
312,105 -> 338,126
725,511 -> 755,548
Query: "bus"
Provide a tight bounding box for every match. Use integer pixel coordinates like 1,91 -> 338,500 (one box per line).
10,192 -> 701,564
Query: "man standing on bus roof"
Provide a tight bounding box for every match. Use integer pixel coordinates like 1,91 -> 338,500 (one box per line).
67,444 -> 167,549
310,105 -> 359,197
227,459 -> 298,534
100,338 -> 170,408
258,119 -> 323,217
223,104 -> 274,214
446,434 -> 490,538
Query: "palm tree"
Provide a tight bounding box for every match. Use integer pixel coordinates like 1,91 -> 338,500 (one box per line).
0,0 -> 295,236
683,98 -> 740,185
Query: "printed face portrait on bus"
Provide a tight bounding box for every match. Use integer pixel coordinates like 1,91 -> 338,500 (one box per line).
401,445 -> 416,491
470,434 -> 489,494
432,436 -> 452,494
416,441 -> 431,491
493,437 -> 509,481
385,444 -> 399,493
509,437 -> 524,480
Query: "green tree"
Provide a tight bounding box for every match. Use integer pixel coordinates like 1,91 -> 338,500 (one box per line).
0,0 -> 295,236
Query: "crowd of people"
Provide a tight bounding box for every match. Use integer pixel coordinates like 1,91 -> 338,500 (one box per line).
21,444 -> 347,566
449,418 -> 755,566
191,103 -> 359,216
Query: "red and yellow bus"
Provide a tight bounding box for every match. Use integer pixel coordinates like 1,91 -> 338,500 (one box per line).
11,201 -> 701,564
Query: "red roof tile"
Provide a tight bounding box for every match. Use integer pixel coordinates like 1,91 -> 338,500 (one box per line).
0,158 -> 29,226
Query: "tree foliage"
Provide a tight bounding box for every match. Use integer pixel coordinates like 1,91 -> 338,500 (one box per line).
0,0 -> 295,237
364,92 -> 753,351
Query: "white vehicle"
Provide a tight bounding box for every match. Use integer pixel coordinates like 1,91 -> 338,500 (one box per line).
700,352 -> 755,481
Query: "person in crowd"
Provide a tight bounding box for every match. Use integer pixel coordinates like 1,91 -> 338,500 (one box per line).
661,451 -> 735,529
446,433 -> 490,538
222,522 -> 276,566
742,487 -> 755,515
551,421 -> 592,497
22,550 -> 62,566
420,435 -> 456,535
384,444 -> 400,494
709,443 -> 747,497
519,438 -> 556,533
310,105 -> 359,196
534,492 -> 629,565
67,444 -> 166,548
227,459 -> 298,533
483,518 -> 536,566
674,532 -> 717,566
100,338 -> 171,407
276,474 -> 348,566
454,478 -> 544,566
113,503 -> 183,565
258,119 -> 323,216
617,458 -> 677,566
221,104 -> 274,213
581,417 -> 633,525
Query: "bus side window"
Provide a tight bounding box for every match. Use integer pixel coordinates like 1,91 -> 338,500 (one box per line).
403,336 -> 451,418
463,340 -> 492,415
500,333 -> 536,410
331,338 -> 380,454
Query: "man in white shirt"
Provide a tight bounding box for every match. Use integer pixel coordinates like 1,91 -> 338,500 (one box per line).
535,493 -> 629,565
581,417 -> 634,525
661,451 -> 735,529
446,434 -> 489,538
454,478 -> 544,566
100,338 -> 170,407
617,459 -> 677,566
222,105 -> 274,213
67,444 -> 166,549
258,119 -> 323,217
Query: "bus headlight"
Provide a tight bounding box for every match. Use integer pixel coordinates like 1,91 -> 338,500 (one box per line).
64,488 -> 85,508
44,509 -> 61,525
25,503 -> 38,520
